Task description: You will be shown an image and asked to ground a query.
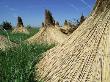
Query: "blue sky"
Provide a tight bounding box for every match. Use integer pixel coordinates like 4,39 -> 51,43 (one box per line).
0,0 -> 96,27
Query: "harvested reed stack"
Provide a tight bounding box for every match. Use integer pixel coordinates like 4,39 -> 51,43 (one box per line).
27,10 -> 67,45
36,0 -> 110,82
12,16 -> 29,34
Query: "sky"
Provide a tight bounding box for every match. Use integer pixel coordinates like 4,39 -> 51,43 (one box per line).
0,0 -> 96,27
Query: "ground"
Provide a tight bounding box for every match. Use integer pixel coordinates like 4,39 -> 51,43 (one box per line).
0,28 -> 54,82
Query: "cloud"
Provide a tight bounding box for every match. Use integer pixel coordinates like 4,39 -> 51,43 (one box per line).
28,5 -> 37,8
4,5 -> 9,8
70,4 -> 79,11
12,13 -> 18,18
67,1 -> 79,12
4,5 -> 17,11
9,8 -> 16,11
80,0 -> 91,9
3,5 -> 18,18
0,2 -> 5,5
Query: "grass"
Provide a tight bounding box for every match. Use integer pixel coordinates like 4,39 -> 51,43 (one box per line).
0,28 -> 39,43
0,43 -> 54,82
0,28 -> 55,82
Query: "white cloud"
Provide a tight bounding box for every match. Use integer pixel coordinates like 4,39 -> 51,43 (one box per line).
4,5 -> 9,8
9,8 -> 16,11
70,4 -> 79,11
4,5 -> 17,11
80,0 -> 91,9
0,2 -> 5,5
12,13 -> 18,18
